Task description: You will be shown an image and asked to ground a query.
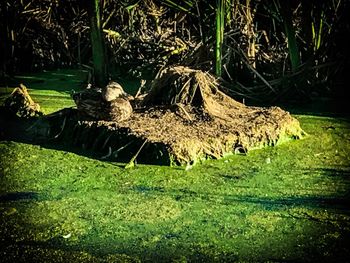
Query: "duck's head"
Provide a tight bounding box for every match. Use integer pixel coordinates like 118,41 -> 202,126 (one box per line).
103,81 -> 128,102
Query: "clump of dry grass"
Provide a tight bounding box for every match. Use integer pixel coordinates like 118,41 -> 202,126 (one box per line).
3,84 -> 42,118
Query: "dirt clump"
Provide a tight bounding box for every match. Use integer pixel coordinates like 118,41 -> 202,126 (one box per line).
3,84 -> 42,118
67,66 -> 304,165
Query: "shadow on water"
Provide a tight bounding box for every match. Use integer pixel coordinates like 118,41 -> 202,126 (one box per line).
2,182 -> 349,212
281,99 -> 350,119
308,167 -> 350,178
131,184 -> 350,212
0,109 -> 118,165
0,192 -> 59,203
0,192 -> 40,202
249,96 -> 350,119
0,109 -> 171,166
0,238 -> 240,263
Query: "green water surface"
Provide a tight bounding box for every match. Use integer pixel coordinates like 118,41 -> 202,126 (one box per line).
0,70 -> 349,262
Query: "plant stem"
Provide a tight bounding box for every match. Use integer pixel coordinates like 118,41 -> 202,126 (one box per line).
215,0 -> 224,77
87,0 -> 108,87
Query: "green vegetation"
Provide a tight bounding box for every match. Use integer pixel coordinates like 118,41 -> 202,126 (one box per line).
278,0 -> 301,71
215,0 -> 224,77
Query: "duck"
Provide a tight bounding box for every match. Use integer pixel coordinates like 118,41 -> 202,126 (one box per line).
72,81 -> 133,122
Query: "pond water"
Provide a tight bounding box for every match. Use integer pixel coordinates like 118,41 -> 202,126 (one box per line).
0,70 -> 349,262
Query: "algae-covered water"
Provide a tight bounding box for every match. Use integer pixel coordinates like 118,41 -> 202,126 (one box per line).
1,70 -> 350,262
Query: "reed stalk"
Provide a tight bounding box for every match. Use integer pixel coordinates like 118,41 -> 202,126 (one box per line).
215,0 -> 224,77
87,0 -> 108,87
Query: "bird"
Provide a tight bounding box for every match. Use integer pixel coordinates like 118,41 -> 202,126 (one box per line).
72,81 -> 133,122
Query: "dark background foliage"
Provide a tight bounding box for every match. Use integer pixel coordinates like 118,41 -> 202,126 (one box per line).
0,0 -> 349,103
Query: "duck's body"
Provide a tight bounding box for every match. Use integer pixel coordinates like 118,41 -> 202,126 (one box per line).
73,82 -> 133,121
108,97 -> 133,121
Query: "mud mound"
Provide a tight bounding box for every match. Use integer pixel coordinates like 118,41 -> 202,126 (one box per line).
3,84 -> 42,118
60,66 -> 304,165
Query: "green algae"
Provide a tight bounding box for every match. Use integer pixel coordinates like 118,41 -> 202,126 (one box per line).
1,70 -> 350,262
1,114 -> 349,262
